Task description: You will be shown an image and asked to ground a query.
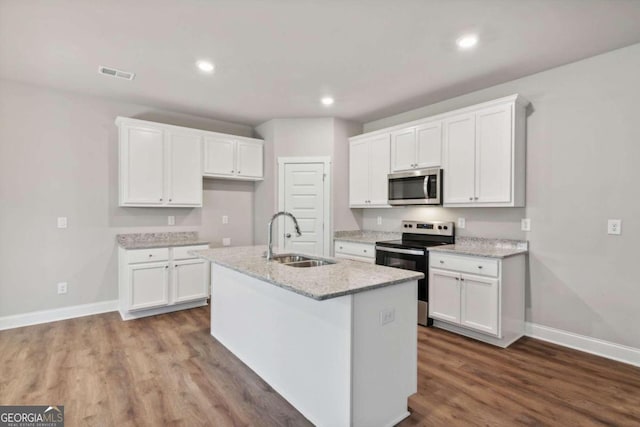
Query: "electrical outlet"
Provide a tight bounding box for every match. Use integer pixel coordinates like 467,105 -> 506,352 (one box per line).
57,282 -> 68,294
168,216 -> 175,226
57,217 -> 68,229
457,218 -> 466,229
222,237 -> 231,246
222,215 -> 229,224
608,219 -> 622,235
521,218 -> 531,232
377,216 -> 382,226
379,308 -> 395,326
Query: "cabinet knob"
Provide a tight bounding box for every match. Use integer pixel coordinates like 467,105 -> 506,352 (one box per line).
285,233 -> 292,238
231,170 -> 235,173
169,198 -> 172,202
238,171 -> 241,174
455,277 -> 460,281
339,246 -> 343,250
469,197 -> 473,201
148,254 -> 153,258
478,265 -> 483,269
439,260 -> 444,264
160,198 -> 163,201
363,249 -> 367,253
474,197 -> 479,200
461,278 -> 465,281
175,264 -> 178,268
165,265 -> 169,269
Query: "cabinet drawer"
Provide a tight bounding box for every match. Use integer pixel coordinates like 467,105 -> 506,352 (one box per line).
127,248 -> 169,264
334,241 -> 375,259
430,253 -> 498,277
173,245 -> 209,260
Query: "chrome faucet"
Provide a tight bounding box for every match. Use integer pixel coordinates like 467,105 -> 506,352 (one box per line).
266,211 -> 302,260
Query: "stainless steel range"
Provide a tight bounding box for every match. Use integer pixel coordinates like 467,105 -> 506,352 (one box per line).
375,220 -> 455,326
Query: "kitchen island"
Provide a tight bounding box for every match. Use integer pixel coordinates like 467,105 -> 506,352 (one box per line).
194,246 -> 423,427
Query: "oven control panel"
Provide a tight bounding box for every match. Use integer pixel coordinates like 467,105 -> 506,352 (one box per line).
401,220 -> 454,236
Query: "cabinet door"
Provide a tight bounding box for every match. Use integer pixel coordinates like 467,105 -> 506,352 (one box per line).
415,121 -> 442,168
429,269 -> 461,323
349,140 -> 370,206
128,262 -> 169,311
443,113 -> 476,204
460,274 -> 499,336
173,259 -> 209,303
166,131 -> 203,206
203,137 -> 236,176
120,125 -> 165,205
475,105 -> 513,204
367,134 -> 391,206
236,141 -> 263,179
390,128 -> 416,172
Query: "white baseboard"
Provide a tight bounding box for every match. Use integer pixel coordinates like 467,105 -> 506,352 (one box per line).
0,300 -> 118,331
525,322 -> 640,368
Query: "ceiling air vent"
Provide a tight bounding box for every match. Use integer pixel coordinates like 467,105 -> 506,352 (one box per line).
98,66 -> 135,81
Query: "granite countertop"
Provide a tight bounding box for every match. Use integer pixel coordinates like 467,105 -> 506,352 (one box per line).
334,230 -> 401,244
193,245 -> 423,301
427,237 -> 528,259
117,232 -> 210,250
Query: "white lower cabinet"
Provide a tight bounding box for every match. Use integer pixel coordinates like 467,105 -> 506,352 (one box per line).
429,252 -> 524,347
118,245 -> 209,320
334,240 -> 375,263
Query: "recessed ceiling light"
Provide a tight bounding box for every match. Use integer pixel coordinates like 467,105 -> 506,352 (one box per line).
321,97 -> 334,106
196,60 -> 215,73
456,34 -> 478,49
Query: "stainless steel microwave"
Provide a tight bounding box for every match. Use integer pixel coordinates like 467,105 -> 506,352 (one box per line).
388,167 -> 442,205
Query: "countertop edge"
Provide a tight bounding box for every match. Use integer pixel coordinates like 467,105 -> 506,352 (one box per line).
427,246 -> 528,259
119,241 -> 211,250
195,251 -> 424,301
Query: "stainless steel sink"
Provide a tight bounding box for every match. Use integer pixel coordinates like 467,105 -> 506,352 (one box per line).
271,254 -> 312,264
270,253 -> 336,268
286,260 -> 334,268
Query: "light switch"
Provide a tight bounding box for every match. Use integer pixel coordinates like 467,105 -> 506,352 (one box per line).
222,237 -> 231,246
457,218 -> 466,229
222,215 -> 229,224
377,216 -> 382,226
379,308 -> 395,326
57,217 -> 68,229
608,219 -> 621,235
521,218 -> 531,232
57,282 -> 68,294
168,216 -> 175,226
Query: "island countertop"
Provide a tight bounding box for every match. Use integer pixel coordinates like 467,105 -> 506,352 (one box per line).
193,245 -> 423,300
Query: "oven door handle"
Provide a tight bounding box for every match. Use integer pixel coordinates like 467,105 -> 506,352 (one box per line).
375,246 -> 425,256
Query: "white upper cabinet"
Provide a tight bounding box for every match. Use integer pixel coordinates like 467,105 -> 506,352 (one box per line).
203,136 -> 263,181
349,134 -> 391,208
118,118 -> 202,207
442,95 -> 527,207
391,121 -> 442,172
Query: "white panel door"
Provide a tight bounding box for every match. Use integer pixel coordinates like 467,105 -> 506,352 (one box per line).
390,128 -> 416,172
443,113 -> 476,204
173,259 -> 209,303
460,274 -> 499,336
415,121 -> 442,168
203,137 -> 236,176
122,125 -> 164,205
349,140 -> 370,206
128,262 -> 169,311
367,134 -> 391,206
429,269 -> 461,324
236,141 -> 263,178
282,162 -> 325,255
167,131 -> 202,206
475,105 -> 513,204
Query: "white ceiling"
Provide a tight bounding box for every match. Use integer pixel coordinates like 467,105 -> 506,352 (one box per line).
2,0 -> 640,126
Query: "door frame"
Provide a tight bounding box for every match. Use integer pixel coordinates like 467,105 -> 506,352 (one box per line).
277,157 -> 332,256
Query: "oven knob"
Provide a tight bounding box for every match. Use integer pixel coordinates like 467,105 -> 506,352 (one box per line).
409,224 -> 413,228
438,226 -> 442,230
443,226 -> 448,230
404,224 -> 408,228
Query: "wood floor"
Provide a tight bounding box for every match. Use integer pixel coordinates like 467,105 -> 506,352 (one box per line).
1,306 -> 639,427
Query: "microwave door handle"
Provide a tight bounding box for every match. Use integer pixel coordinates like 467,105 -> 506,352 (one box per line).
424,176 -> 430,199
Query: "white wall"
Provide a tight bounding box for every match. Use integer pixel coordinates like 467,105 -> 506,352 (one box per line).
253,118 -> 362,244
0,79 -> 255,317
360,43 -> 640,349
